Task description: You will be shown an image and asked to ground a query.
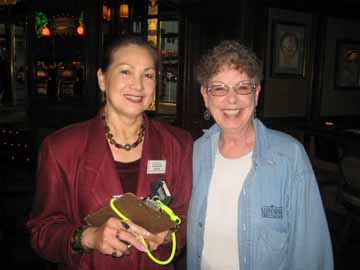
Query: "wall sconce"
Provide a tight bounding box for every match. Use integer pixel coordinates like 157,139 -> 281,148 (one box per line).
77,24 -> 84,35
119,3 -> 129,19
0,0 -> 17,5
41,25 -> 51,36
148,0 -> 158,15
76,11 -> 85,35
103,5 -> 111,21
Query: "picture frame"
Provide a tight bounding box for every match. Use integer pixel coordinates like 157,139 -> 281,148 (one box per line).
334,40 -> 360,90
271,22 -> 306,78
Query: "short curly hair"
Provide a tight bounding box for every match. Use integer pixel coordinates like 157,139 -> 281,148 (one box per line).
196,40 -> 263,86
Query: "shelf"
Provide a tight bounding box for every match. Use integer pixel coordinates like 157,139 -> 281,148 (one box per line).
160,33 -> 178,38
145,1 -> 181,121
161,56 -> 178,61
158,102 -> 176,115
161,60 -> 178,65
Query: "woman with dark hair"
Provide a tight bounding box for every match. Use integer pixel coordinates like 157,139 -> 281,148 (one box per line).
27,36 -> 192,269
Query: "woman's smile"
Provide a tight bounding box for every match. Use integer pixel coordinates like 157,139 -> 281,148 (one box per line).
124,94 -> 143,103
222,109 -> 241,116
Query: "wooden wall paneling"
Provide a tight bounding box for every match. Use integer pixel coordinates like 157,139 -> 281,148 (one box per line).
253,4 -> 267,119
309,13 -> 326,125
181,14 -> 207,138
176,11 -> 185,127
81,0 -> 102,112
262,8 -> 314,119
181,1 -> 248,138
26,10 -> 35,112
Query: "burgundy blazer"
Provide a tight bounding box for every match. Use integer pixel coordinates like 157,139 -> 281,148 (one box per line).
27,111 -> 193,270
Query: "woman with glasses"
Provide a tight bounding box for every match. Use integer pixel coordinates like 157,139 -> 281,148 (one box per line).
187,40 -> 333,270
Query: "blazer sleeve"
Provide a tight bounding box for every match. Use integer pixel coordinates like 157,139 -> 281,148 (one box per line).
26,138 -> 82,267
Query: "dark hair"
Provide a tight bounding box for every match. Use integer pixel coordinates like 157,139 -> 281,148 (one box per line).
196,40 -> 263,85
100,35 -> 159,72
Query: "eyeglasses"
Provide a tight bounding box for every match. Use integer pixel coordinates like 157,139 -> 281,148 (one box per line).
206,81 -> 257,97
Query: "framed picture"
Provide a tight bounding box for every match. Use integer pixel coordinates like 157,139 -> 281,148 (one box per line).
271,22 -> 306,77
334,41 -> 360,90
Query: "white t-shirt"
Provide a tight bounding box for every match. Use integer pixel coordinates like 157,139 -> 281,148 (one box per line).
201,149 -> 253,270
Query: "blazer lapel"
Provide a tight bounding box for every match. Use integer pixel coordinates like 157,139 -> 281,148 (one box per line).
80,113 -> 165,212
80,111 -> 122,209
136,114 -> 164,198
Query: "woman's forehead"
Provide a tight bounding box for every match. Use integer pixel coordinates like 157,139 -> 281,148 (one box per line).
110,45 -> 155,67
213,65 -> 249,78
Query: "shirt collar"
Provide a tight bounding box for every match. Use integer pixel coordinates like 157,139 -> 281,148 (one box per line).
201,117 -> 274,166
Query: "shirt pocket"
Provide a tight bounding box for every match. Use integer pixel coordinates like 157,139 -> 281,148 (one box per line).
254,226 -> 288,270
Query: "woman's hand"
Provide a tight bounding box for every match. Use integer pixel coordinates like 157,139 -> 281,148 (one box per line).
81,217 -> 147,258
126,221 -> 171,251
145,230 -> 171,251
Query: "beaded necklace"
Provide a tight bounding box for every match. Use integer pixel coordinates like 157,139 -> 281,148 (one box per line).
102,114 -> 145,151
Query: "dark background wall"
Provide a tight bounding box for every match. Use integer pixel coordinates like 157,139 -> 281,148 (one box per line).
320,17 -> 360,116
2,0 -> 359,135
178,0 -> 360,137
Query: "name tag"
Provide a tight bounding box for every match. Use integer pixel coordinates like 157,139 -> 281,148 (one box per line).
147,160 -> 166,174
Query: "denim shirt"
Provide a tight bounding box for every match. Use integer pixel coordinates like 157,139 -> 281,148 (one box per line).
187,118 -> 333,270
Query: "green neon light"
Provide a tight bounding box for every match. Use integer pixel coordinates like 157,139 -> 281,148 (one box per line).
35,11 -> 49,38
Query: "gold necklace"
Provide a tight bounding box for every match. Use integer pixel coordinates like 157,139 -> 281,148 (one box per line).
102,114 -> 145,151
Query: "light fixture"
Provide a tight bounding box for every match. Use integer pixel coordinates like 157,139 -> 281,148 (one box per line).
35,11 -> 50,38
119,3 -> 129,18
41,25 -> 51,36
0,0 -> 17,5
103,5 -> 111,21
148,0 -> 158,15
77,24 -> 84,35
77,11 -> 85,35
103,5 -> 108,19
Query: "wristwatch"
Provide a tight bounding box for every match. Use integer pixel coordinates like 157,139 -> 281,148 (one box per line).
71,225 -> 93,253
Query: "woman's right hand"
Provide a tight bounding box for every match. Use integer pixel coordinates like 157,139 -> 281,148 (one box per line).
81,217 -> 147,257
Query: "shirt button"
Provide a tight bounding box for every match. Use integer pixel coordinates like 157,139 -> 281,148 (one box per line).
198,222 -> 203,228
